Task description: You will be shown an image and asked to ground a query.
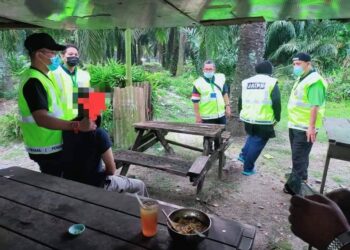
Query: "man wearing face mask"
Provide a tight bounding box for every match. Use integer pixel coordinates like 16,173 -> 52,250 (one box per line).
192,60 -> 231,150
19,33 -> 96,177
49,44 -> 90,120
284,52 -> 328,195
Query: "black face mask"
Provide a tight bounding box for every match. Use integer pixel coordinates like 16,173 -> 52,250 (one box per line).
66,56 -> 80,67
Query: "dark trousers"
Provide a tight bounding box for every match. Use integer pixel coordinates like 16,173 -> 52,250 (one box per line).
30,151 -> 64,177
239,135 -> 269,171
288,128 -> 313,181
202,116 -> 226,150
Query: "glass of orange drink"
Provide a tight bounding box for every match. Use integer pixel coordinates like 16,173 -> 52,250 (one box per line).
140,199 -> 159,237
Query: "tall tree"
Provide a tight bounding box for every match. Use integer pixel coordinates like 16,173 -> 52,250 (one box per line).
227,22 -> 267,136
176,28 -> 187,76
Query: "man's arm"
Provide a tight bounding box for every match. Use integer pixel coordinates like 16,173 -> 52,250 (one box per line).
32,110 -> 95,132
192,85 -> 202,123
101,148 -> 116,175
271,83 -> 281,123
307,106 -> 318,143
193,103 -> 202,123
307,81 -> 326,143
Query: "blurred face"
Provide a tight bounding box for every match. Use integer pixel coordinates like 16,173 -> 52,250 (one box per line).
37,49 -> 56,64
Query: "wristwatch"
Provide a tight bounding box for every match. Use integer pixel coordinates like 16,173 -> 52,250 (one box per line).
327,231 -> 350,250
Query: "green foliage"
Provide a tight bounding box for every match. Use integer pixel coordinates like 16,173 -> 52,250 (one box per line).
6,53 -> 29,77
0,113 -> 21,145
88,59 -> 126,89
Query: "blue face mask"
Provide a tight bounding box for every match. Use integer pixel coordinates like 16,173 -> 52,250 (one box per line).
48,55 -> 61,71
204,72 -> 214,79
293,66 -> 304,77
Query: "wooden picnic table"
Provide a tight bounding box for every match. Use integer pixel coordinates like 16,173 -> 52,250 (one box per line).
0,167 -> 255,250
320,118 -> 350,193
114,121 -> 232,194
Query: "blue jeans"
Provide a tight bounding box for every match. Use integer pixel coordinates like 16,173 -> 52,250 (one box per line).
240,135 -> 268,172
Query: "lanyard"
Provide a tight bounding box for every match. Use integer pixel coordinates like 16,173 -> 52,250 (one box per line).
70,70 -> 77,88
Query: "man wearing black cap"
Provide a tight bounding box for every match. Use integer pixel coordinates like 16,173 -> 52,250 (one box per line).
18,33 -> 96,176
284,52 -> 328,195
238,60 -> 281,176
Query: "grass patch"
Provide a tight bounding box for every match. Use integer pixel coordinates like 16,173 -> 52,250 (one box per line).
332,175 -> 347,185
267,239 -> 293,250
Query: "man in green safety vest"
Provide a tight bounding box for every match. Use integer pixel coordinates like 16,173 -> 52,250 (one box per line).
238,61 -> 281,176
284,52 -> 328,195
49,44 -> 91,120
19,33 -> 96,176
192,60 -> 231,150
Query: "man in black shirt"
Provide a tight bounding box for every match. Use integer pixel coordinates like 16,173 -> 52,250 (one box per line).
19,33 -> 96,176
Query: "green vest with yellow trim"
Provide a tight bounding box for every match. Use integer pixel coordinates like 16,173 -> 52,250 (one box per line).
193,73 -> 226,120
240,74 -> 277,125
288,71 -> 328,131
18,68 -> 64,154
49,66 -> 90,120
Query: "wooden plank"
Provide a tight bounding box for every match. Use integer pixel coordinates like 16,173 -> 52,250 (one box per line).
154,131 -> 175,155
114,150 -> 190,176
0,197 -> 144,250
0,227 -> 53,250
0,177 -> 239,250
0,167 -> 249,249
165,139 -> 203,152
134,121 -> 225,138
324,118 -> 350,146
187,156 -> 210,177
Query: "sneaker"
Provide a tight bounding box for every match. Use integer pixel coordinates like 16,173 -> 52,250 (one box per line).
283,184 -> 295,196
241,170 -> 256,176
237,156 -> 245,163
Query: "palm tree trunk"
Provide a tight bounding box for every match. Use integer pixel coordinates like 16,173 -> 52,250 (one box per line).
125,29 -> 132,86
176,29 -> 186,76
227,22 -> 266,136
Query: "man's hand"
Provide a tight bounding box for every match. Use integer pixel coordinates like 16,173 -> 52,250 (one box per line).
306,126 -> 316,143
195,115 -> 202,123
289,194 -> 350,249
79,117 -> 97,132
327,188 -> 350,223
225,105 -> 231,118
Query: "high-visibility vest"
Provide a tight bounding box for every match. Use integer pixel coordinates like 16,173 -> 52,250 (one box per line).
18,68 -> 64,154
288,71 -> 328,131
193,73 -> 226,119
240,74 -> 277,125
49,66 -> 90,120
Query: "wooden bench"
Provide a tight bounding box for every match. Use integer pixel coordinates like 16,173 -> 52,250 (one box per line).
114,150 -> 210,193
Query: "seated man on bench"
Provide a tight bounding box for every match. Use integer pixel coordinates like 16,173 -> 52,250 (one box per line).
61,89 -> 148,196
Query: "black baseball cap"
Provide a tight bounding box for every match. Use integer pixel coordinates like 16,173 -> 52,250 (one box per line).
24,33 -> 66,53
292,52 -> 311,62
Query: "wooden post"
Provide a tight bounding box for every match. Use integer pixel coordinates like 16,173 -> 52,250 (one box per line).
125,28 -> 132,86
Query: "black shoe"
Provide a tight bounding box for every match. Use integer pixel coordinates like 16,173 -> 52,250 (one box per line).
283,184 -> 295,195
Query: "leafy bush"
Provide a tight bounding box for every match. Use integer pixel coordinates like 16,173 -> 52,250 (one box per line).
0,113 -> 21,145
6,52 -> 29,77
327,82 -> 350,102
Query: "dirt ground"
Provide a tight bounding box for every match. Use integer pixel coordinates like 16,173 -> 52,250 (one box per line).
1,100 -> 349,249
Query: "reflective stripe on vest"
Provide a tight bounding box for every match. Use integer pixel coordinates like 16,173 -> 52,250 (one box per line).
288,71 -> 328,131
193,73 -> 226,120
18,68 -> 64,154
240,74 -> 277,125
49,66 -> 90,120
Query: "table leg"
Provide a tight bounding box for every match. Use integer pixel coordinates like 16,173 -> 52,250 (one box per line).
218,151 -> 226,180
320,148 -> 331,194
203,138 -> 210,156
120,130 -> 145,176
196,175 -> 206,194
155,130 -> 175,155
